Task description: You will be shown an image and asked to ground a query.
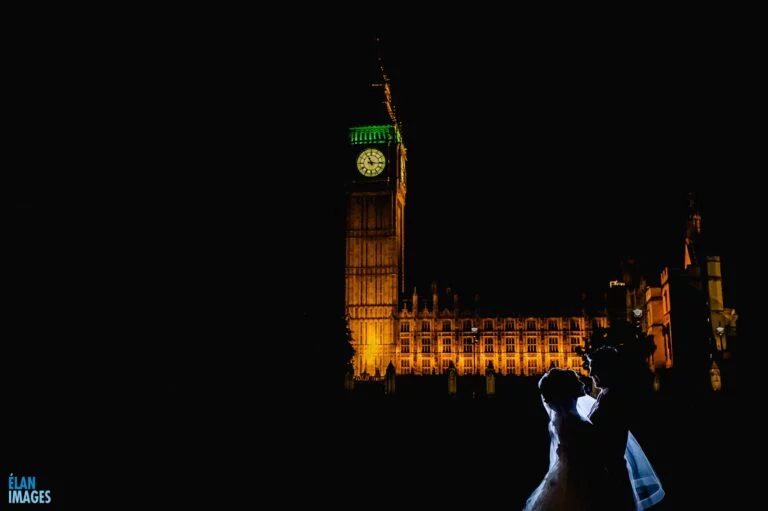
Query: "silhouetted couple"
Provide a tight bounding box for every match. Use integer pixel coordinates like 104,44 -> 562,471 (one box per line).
523,347 -> 665,511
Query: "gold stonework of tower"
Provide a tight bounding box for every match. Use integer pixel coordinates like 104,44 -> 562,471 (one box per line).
345,60 -> 407,377
343,48 -> 600,379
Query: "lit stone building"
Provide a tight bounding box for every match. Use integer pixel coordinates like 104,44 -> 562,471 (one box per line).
393,284 -> 606,377
623,196 -> 738,391
344,57 -> 605,378
344,51 -> 737,386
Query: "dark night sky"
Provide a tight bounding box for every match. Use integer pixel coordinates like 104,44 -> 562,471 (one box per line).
292,33 -> 752,316
8,27 -> 753,329
8,25 -> 755,351
8,22 -> 753,317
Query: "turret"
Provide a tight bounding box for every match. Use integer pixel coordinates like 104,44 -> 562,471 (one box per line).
684,192 -> 703,270
385,361 -> 396,395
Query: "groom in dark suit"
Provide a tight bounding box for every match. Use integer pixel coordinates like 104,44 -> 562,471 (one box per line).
587,346 -> 638,511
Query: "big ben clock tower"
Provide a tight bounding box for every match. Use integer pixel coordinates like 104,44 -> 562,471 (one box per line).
345,54 -> 407,377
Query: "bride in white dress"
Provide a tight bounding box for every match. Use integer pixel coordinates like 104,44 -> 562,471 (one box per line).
523,369 -> 664,511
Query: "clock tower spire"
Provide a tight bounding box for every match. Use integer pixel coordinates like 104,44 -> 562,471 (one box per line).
344,37 -> 407,377
683,192 -> 703,270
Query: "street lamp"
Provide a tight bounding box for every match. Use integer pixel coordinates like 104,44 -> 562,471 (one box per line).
715,325 -> 725,351
471,327 -> 480,375
632,309 -> 643,340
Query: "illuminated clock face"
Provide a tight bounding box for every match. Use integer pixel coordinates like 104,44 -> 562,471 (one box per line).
356,148 -> 386,177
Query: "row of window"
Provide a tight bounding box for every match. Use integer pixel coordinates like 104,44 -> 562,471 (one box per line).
399,337 -> 582,353
399,358 -> 583,375
400,319 -> 601,332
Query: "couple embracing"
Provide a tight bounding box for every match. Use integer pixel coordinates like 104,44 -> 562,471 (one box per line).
523,346 -> 665,511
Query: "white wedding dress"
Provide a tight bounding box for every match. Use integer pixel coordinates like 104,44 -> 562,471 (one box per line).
523,395 -> 665,511
523,408 -> 606,510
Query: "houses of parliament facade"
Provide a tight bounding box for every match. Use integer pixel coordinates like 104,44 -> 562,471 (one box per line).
344,60 -> 737,387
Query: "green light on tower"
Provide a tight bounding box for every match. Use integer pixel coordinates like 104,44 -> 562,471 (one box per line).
349,125 -> 402,146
